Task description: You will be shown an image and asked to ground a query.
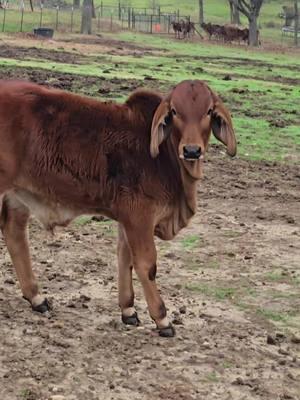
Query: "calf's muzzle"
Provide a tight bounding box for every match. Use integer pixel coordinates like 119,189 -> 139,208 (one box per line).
183,145 -> 201,160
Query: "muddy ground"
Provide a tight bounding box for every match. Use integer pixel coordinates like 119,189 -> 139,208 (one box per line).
0,37 -> 300,400
0,146 -> 299,400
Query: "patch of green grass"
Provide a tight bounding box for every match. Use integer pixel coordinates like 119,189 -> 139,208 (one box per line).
222,360 -> 233,369
181,234 -> 201,250
267,290 -> 299,300
186,283 -> 236,301
222,229 -> 242,238
264,270 -> 300,286
74,216 -> 92,226
206,371 -> 219,382
19,389 -> 35,400
256,308 -> 295,323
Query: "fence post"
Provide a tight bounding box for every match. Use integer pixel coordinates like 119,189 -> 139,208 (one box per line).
110,12 -> 113,31
168,15 -> 170,33
177,9 -> 180,22
131,8 -> 134,29
20,2 -> 25,32
128,7 -> 131,29
71,6 -> 74,32
56,6 -> 59,30
39,3 -> 43,28
150,14 -> 152,34
295,1 -> 299,46
2,5 -> 6,32
118,1 -> 121,20
100,1 -> 103,17
97,10 -> 100,30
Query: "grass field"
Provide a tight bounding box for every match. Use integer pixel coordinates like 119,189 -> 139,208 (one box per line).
1,31 -> 299,162
0,0 -> 298,46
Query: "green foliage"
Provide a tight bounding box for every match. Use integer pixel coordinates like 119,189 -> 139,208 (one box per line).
186,283 -> 236,300
181,234 -> 201,250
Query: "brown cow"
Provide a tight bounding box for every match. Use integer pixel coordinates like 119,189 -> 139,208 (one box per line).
0,80 -> 236,337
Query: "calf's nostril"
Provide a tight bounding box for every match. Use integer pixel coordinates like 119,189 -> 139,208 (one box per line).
183,145 -> 201,159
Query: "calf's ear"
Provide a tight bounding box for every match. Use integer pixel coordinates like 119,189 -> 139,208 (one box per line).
211,94 -> 237,157
150,96 -> 172,158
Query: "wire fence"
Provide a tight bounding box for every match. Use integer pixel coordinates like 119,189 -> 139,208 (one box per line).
0,0 -> 190,35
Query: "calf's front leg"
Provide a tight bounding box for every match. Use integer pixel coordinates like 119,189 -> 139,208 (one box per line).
0,195 -> 50,312
123,221 -> 175,337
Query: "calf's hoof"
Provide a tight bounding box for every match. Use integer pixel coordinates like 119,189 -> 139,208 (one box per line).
32,298 -> 51,313
158,323 -> 176,338
122,311 -> 140,326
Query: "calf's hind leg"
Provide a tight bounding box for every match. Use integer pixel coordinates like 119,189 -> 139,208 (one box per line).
0,195 -> 50,312
118,224 -> 140,326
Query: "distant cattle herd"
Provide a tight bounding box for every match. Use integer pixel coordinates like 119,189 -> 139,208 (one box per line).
171,19 -> 252,45
201,22 -> 251,44
171,20 -> 196,39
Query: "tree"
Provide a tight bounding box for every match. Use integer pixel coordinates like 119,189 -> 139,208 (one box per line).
295,1 -> 299,46
199,0 -> 204,24
236,0 -> 264,46
228,0 -> 240,24
81,0 -> 93,34
73,0 -> 80,8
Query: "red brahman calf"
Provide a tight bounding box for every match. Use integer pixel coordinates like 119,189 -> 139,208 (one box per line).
0,79 -> 236,337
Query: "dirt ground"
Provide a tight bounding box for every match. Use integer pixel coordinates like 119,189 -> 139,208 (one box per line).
0,146 -> 299,400
0,36 -> 299,400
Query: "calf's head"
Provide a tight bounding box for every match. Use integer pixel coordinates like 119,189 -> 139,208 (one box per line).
150,80 -> 236,179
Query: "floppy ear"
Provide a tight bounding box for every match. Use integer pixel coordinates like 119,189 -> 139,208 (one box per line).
150,96 -> 172,158
211,95 -> 237,157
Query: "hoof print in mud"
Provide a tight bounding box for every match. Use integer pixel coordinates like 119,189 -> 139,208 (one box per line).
122,312 -> 140,326
32,298 -> 51,313
158,324 -> 176,338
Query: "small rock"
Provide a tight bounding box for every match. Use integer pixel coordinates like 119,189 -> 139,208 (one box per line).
232,377 -> 244,385
4,278 -> 15,285
267,335 -> 276,345
172,316 -> 183,325
202,341 -> 211,349
286,217 -> 295,224
278,348 -> 290,356
291,335 -> 300,344
179,305 -> 186,314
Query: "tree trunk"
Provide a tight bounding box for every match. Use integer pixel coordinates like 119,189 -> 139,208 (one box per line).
229,0 -> 240,24
73,0 -> 80,8
236,0 -> 263,47
229,1 -> 234,22
199,0 -> 204,24
81,0 -> 92,34
295,1 -> 299,46
248,16 -> 258,46
232,2 -> 240,24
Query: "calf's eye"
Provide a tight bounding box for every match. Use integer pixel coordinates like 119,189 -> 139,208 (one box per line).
207,108 -> 213,116
171,108 -> 177,116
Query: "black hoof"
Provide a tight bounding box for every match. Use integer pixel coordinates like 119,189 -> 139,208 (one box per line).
32,298 -> 51,313
158,324 -> 176,338
122,312 -> 140,326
